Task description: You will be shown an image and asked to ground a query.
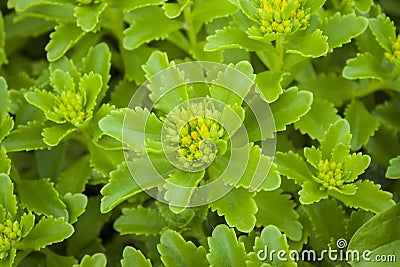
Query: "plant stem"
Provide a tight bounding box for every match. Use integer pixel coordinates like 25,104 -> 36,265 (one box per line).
183,5 -> 197,48
274,36 -> 285,71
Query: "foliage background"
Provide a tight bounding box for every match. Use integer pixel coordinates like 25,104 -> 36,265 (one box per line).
0,0 -> 399,266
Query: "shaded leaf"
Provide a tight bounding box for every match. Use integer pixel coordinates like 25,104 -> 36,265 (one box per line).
158,230 -> 208,267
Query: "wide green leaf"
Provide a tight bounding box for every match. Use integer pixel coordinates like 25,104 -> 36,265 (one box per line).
275,151 -> 313,185
329,180 -> 395,213
295,97 -> 340,141
320,119 -> 351,159
114,206 -> 167,235
255,70 -> 286,103
298,73 -> 356,106
365,125 -> 400,167
123,6 -> 182,50
205,26 -> 266,52
56,155 -> 91,196
158,230 -> 208,267
121,247 -> 152,267
207,225 -> 246,266
0,147 -> 10,175
348,202 -> 400,267
345,100 -> 379,150
254,190 -> 303,241
15,217 -> 74,250
210,188 -> 257,233
17,178 -> 69,220
343,53 -> 389,80
62,193 -> 88,224
299,181 -> 328,204
74,2 -> 107,32
74,253 -> 107,267
42,124 -> 76,146
270,87 -> 313,131
100,162 -> 142,213
386,156 -> 400,179
321,13 -> 368,51
373,101 -> 400,131
286,30 -> 328,58
45,23 -> 86,62
247,225 -> 297,267
0,174 -> 17,218
369,15 -> 397,51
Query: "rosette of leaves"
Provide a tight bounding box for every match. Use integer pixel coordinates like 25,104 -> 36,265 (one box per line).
205,0 -> 369,74
99,51 -> 312,235
276,119 -> 395,213
0,174 -> 74,267
17,43 -> 111,147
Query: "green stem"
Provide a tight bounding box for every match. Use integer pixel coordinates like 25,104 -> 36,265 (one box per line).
183,6 -> 197,48
274,36 -> 285,71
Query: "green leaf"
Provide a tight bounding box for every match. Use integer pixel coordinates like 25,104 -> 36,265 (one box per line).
164,170 -> 205,208
74,253 -> 107,267
345,100 -> 380,150
74,2 -> 107,32
255,70 -> 286,103
0,115 -> 13,144
15,217 -> 74,250
237,145 -> 280,191
386,156 -> 400,179
210,188 -> 257,233
121,247 -> 152,267
45,23 -> 86,62
114,206 -> 167,235
80,72 -> 103,118
302,199 -> 346,243
207,225 -> 246,267
0,13 -> 7,66
320,119 -> 351,159
298,73 -> 356,106
109,0 -> 166,11
158,230 -> 208,267
3,121 -> 48,152
348,202 -> 400,267
56,155 -> 91,195
42,124 -> 76,146
369,15 -> 397,51
123,6 -> 182,50
343,52 -> 389,80
247,225 -> 297,267
100,162 -> 142,213
0,147 -> 10,175
320,13 -> 368,51
205,26 -> 266,52
20,213 -> 35,238
366,125 -> 400,167
82,43 -> 111,102
163,0 -> 191,19
44,249 -> 78,267
0,174 -> 17,218
344,153 -> 371,182
275,151 -> 313,185
99,108 -> 162,153
62,193 -> 88,224
285,30 -> 328,58
254,190 -> 303,241
295,98 -> 340,141
354,0 -> 373,13
17,178 -> 68,220
373,101 -> 400,131
0,76 -> 8,120
87,142 -> 124,177
299,181 -> 328,204
192,0 -> 238,24
25,89 -> 61,123
270,87 -> 313,131
330,180 -> 395,213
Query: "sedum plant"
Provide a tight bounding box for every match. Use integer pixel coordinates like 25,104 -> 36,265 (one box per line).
0,0 -> 399,266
